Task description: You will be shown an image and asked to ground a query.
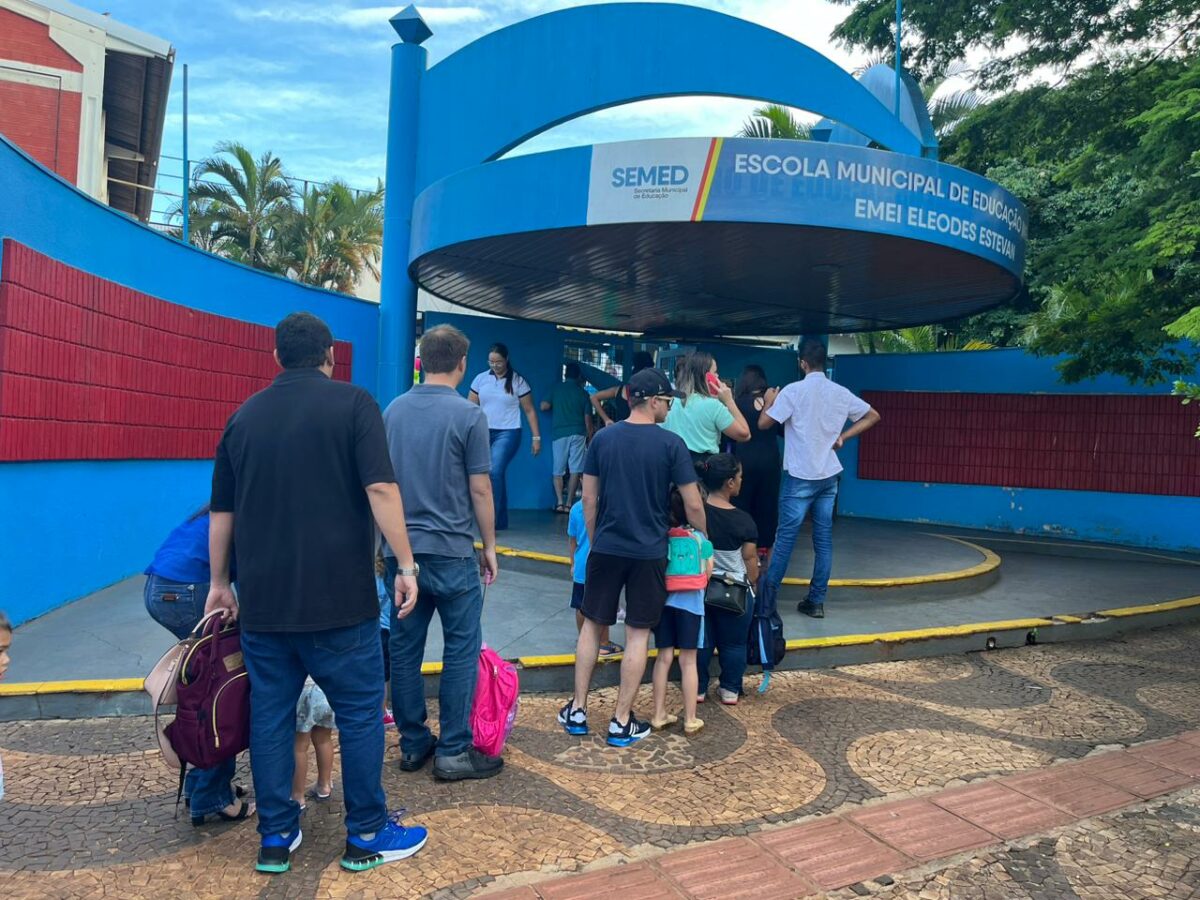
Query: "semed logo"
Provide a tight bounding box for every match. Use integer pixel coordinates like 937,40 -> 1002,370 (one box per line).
611,165 -> 689,188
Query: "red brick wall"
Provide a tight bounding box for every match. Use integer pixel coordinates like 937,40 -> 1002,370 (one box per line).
0,80 -> 80,181
0,241 -> 354,461
0,9 -> 84,72
857,390 -> 1200,497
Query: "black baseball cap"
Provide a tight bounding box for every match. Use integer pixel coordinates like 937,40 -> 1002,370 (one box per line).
627,368 -> 684,400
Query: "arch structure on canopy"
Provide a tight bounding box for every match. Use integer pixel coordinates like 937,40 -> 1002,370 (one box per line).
378,2 -> 1027,397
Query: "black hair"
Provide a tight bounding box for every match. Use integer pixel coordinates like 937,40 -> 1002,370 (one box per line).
489,343 -> 518,394
421,325 -> 470,374
669,489 -> 686,528
677,351 -> 716,401
632,351 -> 655,373
735,364 -> 768,400
564,361 -> 582,380
187,503 -> 212,522
799,337 -> 828,372
276,312 -> 334,369
697,452 -> 741,492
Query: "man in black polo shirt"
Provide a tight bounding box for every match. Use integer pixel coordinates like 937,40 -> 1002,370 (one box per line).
207,313 -> 427,875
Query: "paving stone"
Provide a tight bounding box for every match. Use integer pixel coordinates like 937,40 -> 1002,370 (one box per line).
1074,751 -> 1195,799
481,889 -> 541,899
1129,739 -> 1200,777
1174,730 -> 1200,748
754,815 -> 911,889
929,782 -> 1075,840
655,837 -> 818,899
535,863 -> 680,899
846,799 -> 996,861
1004,767 -> 1139,817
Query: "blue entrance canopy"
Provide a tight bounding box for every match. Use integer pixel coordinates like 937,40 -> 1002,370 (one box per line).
379,3 -> 1027,395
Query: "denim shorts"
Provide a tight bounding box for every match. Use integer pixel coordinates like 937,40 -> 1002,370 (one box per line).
552,435 -> 587,476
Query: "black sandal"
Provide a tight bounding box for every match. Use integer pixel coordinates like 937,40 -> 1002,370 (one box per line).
191,797 -> 254,827
185,783 -> 246,810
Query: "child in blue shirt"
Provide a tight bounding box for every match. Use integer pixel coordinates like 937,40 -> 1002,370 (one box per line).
651,492 -> 713,736
567,499 -> 622,656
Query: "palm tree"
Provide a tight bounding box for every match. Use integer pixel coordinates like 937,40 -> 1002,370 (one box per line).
738,104 -> 812,140
273,180 -> 384,293
854,56 -> 983,138
853,326 -> 994,353
187,141 -> 294,269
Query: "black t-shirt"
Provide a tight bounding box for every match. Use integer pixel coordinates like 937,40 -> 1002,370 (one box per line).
584,421 -> 696,559
211,368 -> 396,632
705,502 -> 758,580
732,393 -> 782,464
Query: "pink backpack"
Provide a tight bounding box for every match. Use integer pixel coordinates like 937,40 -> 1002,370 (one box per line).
471,643 -> 519,756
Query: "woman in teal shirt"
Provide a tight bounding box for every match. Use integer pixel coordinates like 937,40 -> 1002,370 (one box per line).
662,352 -> 750,460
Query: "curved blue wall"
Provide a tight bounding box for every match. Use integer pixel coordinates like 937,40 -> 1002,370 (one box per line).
0,136 -> 381,625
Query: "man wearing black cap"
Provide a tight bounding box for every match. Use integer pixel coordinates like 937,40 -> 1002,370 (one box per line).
559,367 -> 706,746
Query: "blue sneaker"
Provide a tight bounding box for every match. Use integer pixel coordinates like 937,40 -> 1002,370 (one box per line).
607,714 -> 652,747
256,829 -> 302,874
341,814 -> 428,871
558,700 -> 588,735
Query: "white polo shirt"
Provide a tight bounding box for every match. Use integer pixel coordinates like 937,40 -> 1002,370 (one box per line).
766,373 -> 871,480
470,370 -> 531,430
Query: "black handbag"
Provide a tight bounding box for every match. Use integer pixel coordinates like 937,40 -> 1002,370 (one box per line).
705,571 -> 749,615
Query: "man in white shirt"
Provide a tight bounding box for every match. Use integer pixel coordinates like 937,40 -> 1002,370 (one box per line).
758,339 -> 880,618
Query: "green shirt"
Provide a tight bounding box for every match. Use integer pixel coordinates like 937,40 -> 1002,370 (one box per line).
662,394 -> 735,454
546,380 -> 591,439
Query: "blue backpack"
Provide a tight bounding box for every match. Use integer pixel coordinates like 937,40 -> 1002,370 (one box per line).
748,578 -> 786,672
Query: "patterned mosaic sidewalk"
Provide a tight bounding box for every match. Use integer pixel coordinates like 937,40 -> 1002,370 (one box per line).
5,626 -> 1200,898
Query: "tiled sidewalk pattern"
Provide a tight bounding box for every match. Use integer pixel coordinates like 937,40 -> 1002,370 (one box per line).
6,626 -> 1200,898
503,734 -> 1200,898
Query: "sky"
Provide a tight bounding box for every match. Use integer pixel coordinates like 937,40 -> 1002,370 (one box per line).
92,0 -> 878,225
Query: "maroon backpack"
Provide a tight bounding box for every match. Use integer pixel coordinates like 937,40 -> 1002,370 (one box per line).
163,612 -> 250,784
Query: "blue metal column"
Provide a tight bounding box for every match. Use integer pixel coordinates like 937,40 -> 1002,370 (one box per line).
379,7 -> 431,401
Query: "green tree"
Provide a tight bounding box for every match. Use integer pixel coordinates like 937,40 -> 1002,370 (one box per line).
1165,307 -> 1200,436
274,180 -> 385,293
831,0 -> 1200,88
739,104 -> 811,139
187,141 -> 294,269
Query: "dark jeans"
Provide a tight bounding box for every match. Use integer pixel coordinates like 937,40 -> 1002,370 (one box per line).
241,618 -> 387,838
386,555 -> 482,758
144,574 -> 235,817
489,428 -> 521,530
697,601 -> 755,695
765,474 -> 839,605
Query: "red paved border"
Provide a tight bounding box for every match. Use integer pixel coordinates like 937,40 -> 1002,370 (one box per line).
493,731 -> 1200,899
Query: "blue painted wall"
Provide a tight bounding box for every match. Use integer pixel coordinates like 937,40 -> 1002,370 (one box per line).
0,137 -> 381,625
832,348 -> 1200,551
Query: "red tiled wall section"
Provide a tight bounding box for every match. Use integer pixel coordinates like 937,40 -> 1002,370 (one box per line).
0,80 -> 81,181
0,9 -> 85,72
858,391 -> 1200,497
0,240 -> 354,461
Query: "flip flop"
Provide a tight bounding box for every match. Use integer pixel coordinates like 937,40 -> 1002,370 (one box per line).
554,504 -> 570,514
598,642 -> 624,656
305,786 -> 333,802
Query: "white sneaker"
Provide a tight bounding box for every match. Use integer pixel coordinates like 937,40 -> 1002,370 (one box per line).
719,688 -> 739,706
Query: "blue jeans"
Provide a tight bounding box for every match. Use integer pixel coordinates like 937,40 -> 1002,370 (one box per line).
387,555 -> 482,758
144,575 -> 236,817
765,474 -> 839,605
697,602 -> 755,695
489,428 -> 521,530
240,618 -> 386,838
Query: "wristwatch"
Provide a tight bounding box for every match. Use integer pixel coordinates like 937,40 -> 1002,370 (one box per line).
395,562 -> 421,577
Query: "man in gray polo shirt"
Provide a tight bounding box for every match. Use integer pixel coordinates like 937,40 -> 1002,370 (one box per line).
382,325 -> 503,780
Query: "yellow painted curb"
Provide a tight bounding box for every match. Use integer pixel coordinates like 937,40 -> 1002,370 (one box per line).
478,534 -> 1001,589
6,595 -> 1198,696
1097,595 -> 1200,618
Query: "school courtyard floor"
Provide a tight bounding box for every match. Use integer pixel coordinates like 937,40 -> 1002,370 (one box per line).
5,625 -> 1200,898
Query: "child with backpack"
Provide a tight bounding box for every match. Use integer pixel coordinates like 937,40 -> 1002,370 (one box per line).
650,492 -> 713,736
567,498 -> 622,656
293,679 -> 335,810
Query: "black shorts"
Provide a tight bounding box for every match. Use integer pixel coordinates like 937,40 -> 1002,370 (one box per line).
582,551 -> 667,629
653,607 -> 703,650
381,628 -> 391,681
570,581 -> 586,610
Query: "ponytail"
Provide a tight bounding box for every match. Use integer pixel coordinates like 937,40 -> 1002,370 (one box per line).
489,342 -> 517,394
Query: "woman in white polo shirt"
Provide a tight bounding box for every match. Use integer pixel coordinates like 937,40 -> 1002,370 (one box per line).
468,342 -> 542,530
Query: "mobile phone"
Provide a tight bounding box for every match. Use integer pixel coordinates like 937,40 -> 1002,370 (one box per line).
705,372 -> 722,396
